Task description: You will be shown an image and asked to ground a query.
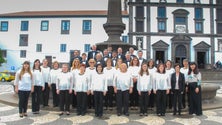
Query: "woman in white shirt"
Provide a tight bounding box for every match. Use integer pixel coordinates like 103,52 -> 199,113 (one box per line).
114,63 -> 133,116
74,64 -> 90,116
32,59 -> 44,114
14,61 -> 34,117
147,59 -> 157,109
70,58 -> 81,108
91,64 -> 107,118
86,58 -> 96,109
41,59 -> 50,107
153,63 -> 171,116
104,58 -> 116,110
128,57 -> 140,110
137,63 -> 152,116
187,62 -> 202,116
56,64 -> 73,116
49,61 -> 61,107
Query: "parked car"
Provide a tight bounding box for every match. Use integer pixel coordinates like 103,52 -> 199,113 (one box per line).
0,72 -> 15,82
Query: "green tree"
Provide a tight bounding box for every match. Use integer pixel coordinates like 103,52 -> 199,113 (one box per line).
0,49 -> 6,66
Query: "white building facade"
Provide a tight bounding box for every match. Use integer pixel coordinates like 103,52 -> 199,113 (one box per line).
128,0 -> 222,68
0,11 -> 129,71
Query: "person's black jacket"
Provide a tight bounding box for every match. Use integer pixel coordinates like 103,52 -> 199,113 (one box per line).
171,72 -> 185,93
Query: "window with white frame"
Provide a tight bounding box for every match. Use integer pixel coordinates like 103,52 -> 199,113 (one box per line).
36,44 -> 42,52
82,20 -> 91,34
41,20 -> 49,31
20,50 -> 26,58
84,44 -> 91,52
21,21 -> 29,31
19,34 -> 28,46
0,21 -> 8,31
61,20 -> 70,34
60,44 -> 67,52
122,36 -> 128,43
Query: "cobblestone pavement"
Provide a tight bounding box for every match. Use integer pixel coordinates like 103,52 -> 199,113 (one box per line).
0,82 -> 222,125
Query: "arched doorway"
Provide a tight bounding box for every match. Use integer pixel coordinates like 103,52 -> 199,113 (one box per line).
175,45 -> 186,66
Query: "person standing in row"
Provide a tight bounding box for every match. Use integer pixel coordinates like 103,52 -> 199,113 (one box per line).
49,61 -> 61,107
171,63 -> 185,115
32,59 -> 44,114
180,59 -> 189,108
153,63 -> 171,116
41,59 -> 50,107
104,58 -> 116,110
114,63 -> 133,116
165,60 -> 175,109
14,61 -> 34,117
147,59 -> 157,109
56,64 -> 73,116
86,58 -> 96,109
91,64 -> 107,118
74,64 -> 90,116
128,57 -> 140,110
137,63 -> 152,116
187,62 -> 202,116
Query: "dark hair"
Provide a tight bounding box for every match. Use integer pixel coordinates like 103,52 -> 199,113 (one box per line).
96,64 -> 104,73
188,62 -> 199,75
33,59 -> 41,71
106,58 -> 113,66
165,60 -> 172,68
174,63 -> 181,68
157,63 -> 166,74
139,63 -> 149,76
80,63 -> 86,68
147,59 -> 155,68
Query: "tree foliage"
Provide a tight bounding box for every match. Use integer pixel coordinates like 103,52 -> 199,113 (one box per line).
0,49 -> 6,66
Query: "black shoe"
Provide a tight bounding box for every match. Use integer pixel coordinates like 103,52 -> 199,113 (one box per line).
23,113 -> 28,117
125,113 -> 129,116
117,113 -> 121,116
140,113 -> 143,116
144,113 -> 148,116
19,114 -> 23,118
59,112 -> 64,116
161,113 -> 165,116
178,112 -> 181,115
66,112 -> 70,115
173,112 -> 176,115
81,113 -> 85,116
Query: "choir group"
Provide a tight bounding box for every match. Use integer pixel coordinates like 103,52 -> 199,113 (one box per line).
14,45 -> 202,118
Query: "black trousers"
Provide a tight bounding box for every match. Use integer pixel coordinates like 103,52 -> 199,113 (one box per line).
130,82 -> 138,107
116,90 -> 129,114
105,86 -> 114,108
51,84 -> 59,107
156,90 -> 167,115
32,86 -> 42,112
42,82 -> 50,106
172,90 -> 182,114
76,92 -> 87,115
148,89 -> 155,108
72,90 -> 77,108
88,94 -> 94,109
18,90 -> 30,114
59,90 -> 71,112
188,82 -> 202,115
94,91 -> 104,117
139,92 -> 149,114
167,89 -> 173,109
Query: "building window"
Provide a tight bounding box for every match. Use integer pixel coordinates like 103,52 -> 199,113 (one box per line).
82,20 -> 91,34
20,50 -> 26,58
173,9 -> 189,33
177,0 -> 184,3
194,8 -> 203,33
84,44 -> 91,52
61,20 -> 70,34
216,0 -> 222,34
60,44 -> 66,52
135,6 -> 144,32
19,34 -> 28,46
21,21 -> 29,31
0,21 -> 8,31
122,36 -> 128,43
36,44 -> 42,52
194,0 -> 201,4
157,7 -> 166,32
0,50 -> 7,58
41,21 -> 49,31
218,40 -> 222,52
